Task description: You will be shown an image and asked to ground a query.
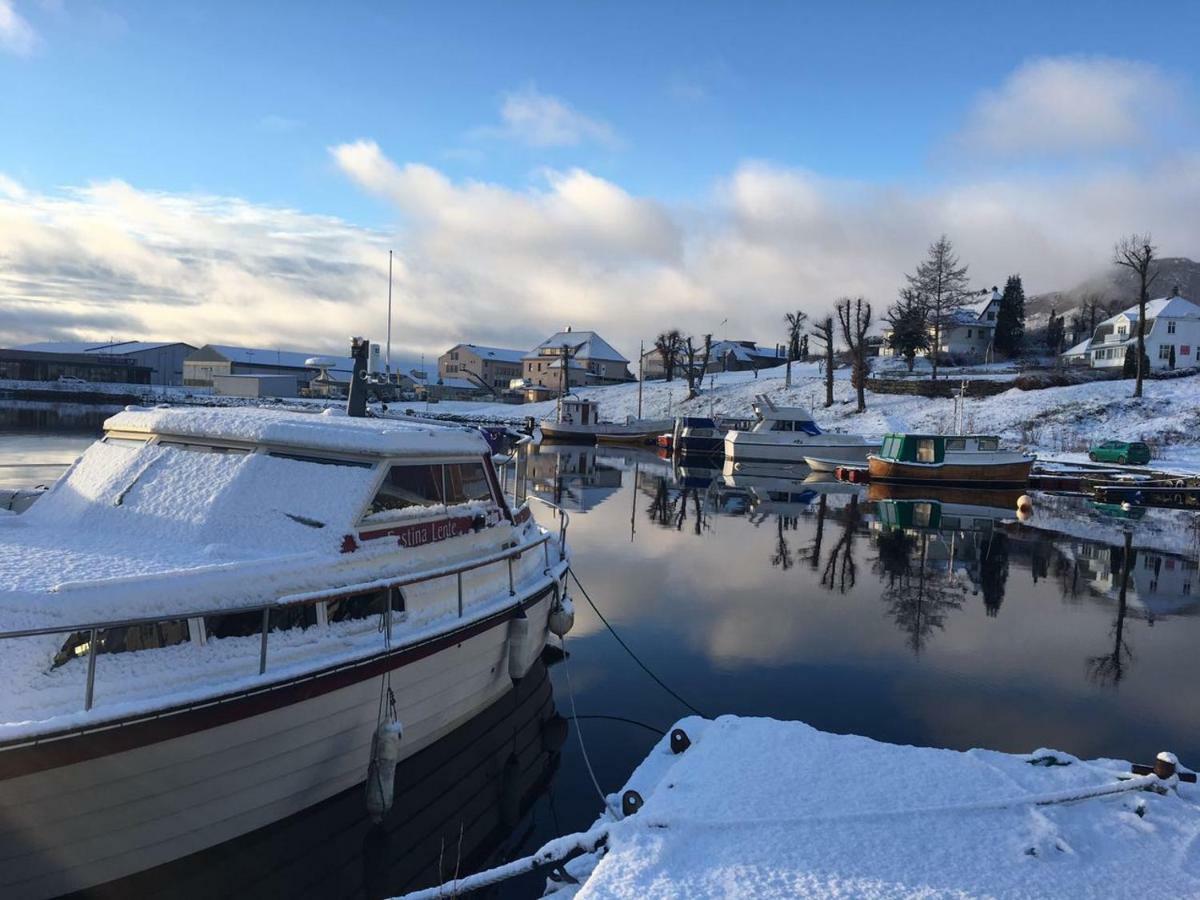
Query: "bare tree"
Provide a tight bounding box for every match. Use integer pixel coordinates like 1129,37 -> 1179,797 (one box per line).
820,495 -> 860,594
682,334 -> 712,401
905,235 -> 973,381
837,296 -> 872,413
811,315 -> 835,408
1087,532 -> 1136,687
654,329 -> 684,382
784,311 -> 807,388
1113,234 -> 1159,398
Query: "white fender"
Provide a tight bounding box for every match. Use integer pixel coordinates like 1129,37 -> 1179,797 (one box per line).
365,720 -> 403,823
508,609 -> 535,681
548,595 -> 575,638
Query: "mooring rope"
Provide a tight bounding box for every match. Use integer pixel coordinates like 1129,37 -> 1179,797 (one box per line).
568,568 -> 707,718
561,631 -> 620,821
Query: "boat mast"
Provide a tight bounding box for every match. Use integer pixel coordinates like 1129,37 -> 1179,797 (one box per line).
637,339 -> 644,420
386,250 -> 393,382
558,343 -> 569,424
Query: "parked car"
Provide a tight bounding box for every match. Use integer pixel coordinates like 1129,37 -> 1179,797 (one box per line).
1087,440 -> 1151,465
56,375 -> 87,385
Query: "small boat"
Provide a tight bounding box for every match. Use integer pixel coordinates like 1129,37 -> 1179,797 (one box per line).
723,395 -> 873,465
0,399 -> 573,898
539,397 -> 671,445
868,433 -> 1034,487
672,416 -> 727,457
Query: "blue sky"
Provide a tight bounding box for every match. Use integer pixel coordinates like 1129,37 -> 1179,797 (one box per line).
2,1 -> 1199,356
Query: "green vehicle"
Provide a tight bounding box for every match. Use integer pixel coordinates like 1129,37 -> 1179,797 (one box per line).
1087,440 -> 1151,465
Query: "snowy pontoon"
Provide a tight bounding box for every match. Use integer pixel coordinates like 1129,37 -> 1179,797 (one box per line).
724,396 -> 874,466
0,405 -> 573,899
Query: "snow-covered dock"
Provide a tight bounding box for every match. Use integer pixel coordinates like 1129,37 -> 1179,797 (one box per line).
549,717 -> 1200,899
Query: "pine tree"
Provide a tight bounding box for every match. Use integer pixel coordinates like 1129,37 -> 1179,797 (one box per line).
905,235 -> 973,380
1122,344 -> 1149,379
1045,313 -> 1064,355
885,289 -> 930,371
993,275 -> 1026,358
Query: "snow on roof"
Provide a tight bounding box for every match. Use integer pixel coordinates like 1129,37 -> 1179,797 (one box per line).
13,340 -> 191,355
454,344 -> 526,363
206,344 -> 356,374
565,715 -> 1200,898
1062,338 -> 1092,357
528,331 -> 628,363
1100,295 -> 1200,328
104,406 -> 489,457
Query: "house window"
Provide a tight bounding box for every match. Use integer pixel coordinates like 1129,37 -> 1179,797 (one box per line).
1168,321 -> 1176,334
1159,345 -> 1174,360
1185,582 -> 1192,595
1182,346 -> 1192,356
986,312 -> 995,320
966,329 -> 972,338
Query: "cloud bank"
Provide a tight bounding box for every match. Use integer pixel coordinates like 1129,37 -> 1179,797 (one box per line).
2,151 -> 1199,360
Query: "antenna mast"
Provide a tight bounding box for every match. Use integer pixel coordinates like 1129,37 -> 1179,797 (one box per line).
385,250 -> 393,380
637,339 -> 644,420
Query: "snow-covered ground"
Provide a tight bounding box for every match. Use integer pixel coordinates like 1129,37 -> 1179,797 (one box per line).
552,716 -> 1200,899
426,363 -> 1200,471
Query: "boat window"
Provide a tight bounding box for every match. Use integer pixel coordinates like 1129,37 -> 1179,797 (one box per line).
914,503 -> 933,527
268,451 -> 374,469
942,515 -> 962,530
917,439 -> 937,463
159,441 -> 250,455
946,438 -> 966,451
977,437 -> 999,451
327,587 -> 404,623
53,619 -> 190,668
772,420 -> 793,432
368,464 -> 447,515
204,605 -> 319,641
444,461 -> 494,504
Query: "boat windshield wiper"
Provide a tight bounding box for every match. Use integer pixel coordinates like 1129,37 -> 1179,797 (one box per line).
285,512 -> 326,529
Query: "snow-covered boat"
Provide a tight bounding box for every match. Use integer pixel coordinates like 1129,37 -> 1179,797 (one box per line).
868,433 -> 1035,488
0,405 -> 573,899
539,397 -> 671,445
723,396 -> 873,465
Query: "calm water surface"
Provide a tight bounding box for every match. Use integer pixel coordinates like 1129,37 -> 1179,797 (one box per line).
6,421 -> 1200,897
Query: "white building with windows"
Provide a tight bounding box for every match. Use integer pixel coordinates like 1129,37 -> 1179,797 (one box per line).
522,328 -> 631,391
1062,291 -> 1200,371
880,289 -> 1001,361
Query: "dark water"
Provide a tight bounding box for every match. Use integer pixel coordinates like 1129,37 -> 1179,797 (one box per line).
7,423 -> 1200,897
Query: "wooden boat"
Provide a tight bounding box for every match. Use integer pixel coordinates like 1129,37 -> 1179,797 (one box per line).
868,433 -> 1034,487
539,397 -> 671,445
0,404 -> 573,899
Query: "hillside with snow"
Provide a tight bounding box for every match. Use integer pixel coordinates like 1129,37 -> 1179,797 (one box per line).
428,362 -> 1200,467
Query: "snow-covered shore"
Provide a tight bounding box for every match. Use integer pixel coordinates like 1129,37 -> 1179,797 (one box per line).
430,363 -> 1200,469
550,716 -> 1200,899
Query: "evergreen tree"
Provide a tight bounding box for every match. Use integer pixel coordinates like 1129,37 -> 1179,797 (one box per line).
1122,344 -> 1150,379
993,275 -> 1026,358
905,235 -> 973,380
885,289 -> 930,372
1169,345 -> 1176,370
1045,313 -> 1064,355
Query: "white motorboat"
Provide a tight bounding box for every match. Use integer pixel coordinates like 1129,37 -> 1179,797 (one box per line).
0,404 -> 572,899
539,397 -> 671,445
723,395 -> 874,465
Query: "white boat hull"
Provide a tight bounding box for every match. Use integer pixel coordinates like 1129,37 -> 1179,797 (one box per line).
540,419 -> 673,444
0,584 -> 557,899
725,432 -> 873,465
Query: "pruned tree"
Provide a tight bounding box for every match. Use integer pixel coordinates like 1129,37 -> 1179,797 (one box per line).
811,315 -> 835,407
654,329 -> 684,382
799,334 -> 809,360
784,311 -> 807,388
994,275 -> 1026,358
683,333 -> 713,401
1113,234 -> 1159,398
836,296 -> 872,413
885,289 -> 929,372
905,235 -> 973,380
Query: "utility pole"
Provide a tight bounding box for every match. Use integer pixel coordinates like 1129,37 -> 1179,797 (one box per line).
637,339 -> 644,420
386,250 -> 393,382
558,343 -> 570,423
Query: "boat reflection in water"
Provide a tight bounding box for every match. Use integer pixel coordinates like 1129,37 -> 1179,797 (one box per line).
100,659 -> 566,900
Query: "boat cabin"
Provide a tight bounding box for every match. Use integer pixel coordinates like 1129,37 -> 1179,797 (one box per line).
557,397 -> 600,426
749,403 -> 822,435
877,434 -> 1002,464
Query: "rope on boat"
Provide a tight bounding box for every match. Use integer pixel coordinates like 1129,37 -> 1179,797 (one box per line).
568,568 -> 708,718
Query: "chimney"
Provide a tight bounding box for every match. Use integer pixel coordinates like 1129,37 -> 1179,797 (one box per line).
565,325 -> 572,333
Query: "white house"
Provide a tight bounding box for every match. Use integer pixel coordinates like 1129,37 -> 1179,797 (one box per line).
1063,291 -> 1200,371
879,288 -> 1001,361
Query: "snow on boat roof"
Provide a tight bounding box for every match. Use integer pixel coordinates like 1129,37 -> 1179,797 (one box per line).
104,406 -> 489,457
566,716 -> 1200,898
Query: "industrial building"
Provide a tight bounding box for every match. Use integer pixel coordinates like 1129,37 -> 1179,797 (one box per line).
8,341 -> 196,385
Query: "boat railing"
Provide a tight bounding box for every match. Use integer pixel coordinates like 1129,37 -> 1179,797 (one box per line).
0,519 -> 568,716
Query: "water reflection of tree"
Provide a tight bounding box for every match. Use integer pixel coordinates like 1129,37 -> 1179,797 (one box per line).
771,516 -> 794,570
978,532 -> 1010,617
646,478 -> 709,536
797,495 -> 828,570
820,495 -> 860,593
1088,531 -> 1135,688
876,530 -> 966,654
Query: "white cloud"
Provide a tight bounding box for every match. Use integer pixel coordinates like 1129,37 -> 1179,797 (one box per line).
476,87 -> 620,148
2,148 -> 1199,363
0,0 -> 38,55
956,57 -> 1178,157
